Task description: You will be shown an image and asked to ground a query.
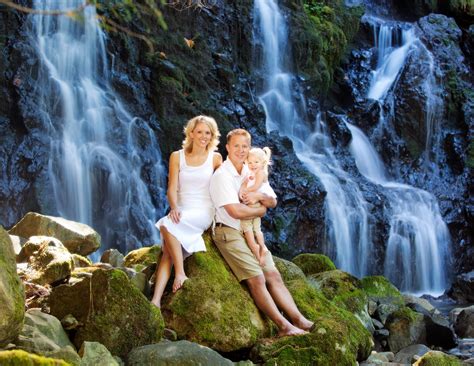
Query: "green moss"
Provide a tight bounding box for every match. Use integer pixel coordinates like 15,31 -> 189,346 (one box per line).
413,351 -> 463,366
360,276 -> 404,305
291,0 -> 364,96
252,277 -> 373,365
0,350 -> 70,366
292,253 -> 336,275
123,245 -> 161,267
163,232 -> 268,352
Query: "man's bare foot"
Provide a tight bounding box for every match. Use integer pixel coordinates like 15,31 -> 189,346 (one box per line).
294,318 -> 314,332
172,275 -> 188,293
277,324 -> 308,337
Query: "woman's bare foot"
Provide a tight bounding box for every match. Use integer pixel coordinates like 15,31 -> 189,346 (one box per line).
150,300 -> 161,309
172,275 -> 189,293
277,324 -> 308,337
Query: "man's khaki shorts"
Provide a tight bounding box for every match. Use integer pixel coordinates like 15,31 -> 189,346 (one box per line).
212,225 -> 276,281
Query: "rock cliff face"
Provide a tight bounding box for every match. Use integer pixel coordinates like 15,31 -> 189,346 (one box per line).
0,1 -> 471,275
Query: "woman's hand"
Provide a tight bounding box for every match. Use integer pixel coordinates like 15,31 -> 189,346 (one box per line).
168,208 -> 181,224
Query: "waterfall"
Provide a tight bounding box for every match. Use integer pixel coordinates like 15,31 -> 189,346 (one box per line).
366,17 -> 415,101
347,123 -> 451,293
30,0 -> 165,255
253,0 -> 372,277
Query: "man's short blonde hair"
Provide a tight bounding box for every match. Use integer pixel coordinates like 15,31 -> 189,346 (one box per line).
226,128 -> 251,144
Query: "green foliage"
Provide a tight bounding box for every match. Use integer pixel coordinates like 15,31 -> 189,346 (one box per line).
0,350 -> 70,366
292,253 -> 336,275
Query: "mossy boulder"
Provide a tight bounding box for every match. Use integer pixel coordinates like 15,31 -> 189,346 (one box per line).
292,253 -> 336,276
308,270 -> 373,332
48,268 -> 163,357
250,261 -> 373,365
413,350 -> 463,366
162,233 -> 268,352
78,341 -> 119,366
360,276 -> 404,306
15,309 -> 80,365
123,245 -> 161,267
127,340 -> 234,366
22,236 -> 75,286
0,226 -> 25,347
100,249 -> 125,267
71,254 -> 92,268
274,256 -> 307,282
9,212 -> 100,256
0,350 -> 70,365
386,307 -> 426,353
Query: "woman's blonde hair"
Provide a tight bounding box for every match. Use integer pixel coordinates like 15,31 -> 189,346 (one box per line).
248,146 -> 272,175
182,115 -> 220,153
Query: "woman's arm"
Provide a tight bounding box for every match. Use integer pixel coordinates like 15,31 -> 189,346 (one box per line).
213,152 -> 223,171
167,151 -> 181,223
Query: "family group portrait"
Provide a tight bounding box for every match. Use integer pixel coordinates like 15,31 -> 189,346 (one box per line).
0,0 -> 472,365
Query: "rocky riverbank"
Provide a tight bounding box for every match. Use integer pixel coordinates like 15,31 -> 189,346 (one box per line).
1,213 -> 473,365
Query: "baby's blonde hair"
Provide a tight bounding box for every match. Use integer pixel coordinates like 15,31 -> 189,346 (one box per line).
248,146 -> 272,175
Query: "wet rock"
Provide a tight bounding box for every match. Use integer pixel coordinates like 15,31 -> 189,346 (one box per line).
127,340 -> 234,366
0,226 -> 25,347
292,253 -> 336,276
48,268 -> 163,357
79,341 -> 119,366
454,305 -> 474,338
385,307 -> 426,353
15,309 -> 81,365
9,212 -> 101,256
447,271 -> 474,303
100,248 -> 125,267
162,234 -> 267,352
394,344 -> 431,365
21,236 -> 74,286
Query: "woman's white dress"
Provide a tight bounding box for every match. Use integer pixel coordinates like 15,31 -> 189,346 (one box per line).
155,149 -> 214,254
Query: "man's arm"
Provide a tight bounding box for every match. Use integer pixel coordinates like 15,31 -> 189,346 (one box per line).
224,203 -> 267,220
241,191 -> 277,209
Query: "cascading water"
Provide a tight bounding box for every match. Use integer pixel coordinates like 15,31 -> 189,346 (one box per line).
349,14 -> 452,293
347,122 -> 451,293
30,0 -> 165,255
253,0 -> 372,277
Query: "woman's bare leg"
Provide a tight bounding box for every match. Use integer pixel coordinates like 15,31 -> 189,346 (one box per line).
150,242 -> 172,308
161,226 -> 188,292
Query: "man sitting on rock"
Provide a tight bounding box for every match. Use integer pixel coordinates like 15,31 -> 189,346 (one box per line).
210,128 -> 313,336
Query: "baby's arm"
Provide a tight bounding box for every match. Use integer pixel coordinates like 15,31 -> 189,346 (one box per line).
244,170 -> 266,192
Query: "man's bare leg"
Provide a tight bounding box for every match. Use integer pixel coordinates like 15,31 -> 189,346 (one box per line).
151,242 -> 172,308
264,270 -> 314,331
161,227 -> 188,293
246,275 -> 307,336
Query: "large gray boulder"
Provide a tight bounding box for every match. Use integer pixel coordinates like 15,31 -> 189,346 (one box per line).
386,307 -> 426,353
79,341 -> 120,366
127,340 -> 234,366
9,212 -> 101,256
15,309 -> 81,365
0,226 -> 25,347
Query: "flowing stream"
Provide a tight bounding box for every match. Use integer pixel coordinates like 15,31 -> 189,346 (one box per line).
30,0 -> 165,255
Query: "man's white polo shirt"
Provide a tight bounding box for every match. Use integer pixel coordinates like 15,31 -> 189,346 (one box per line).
210,158 -> 248,231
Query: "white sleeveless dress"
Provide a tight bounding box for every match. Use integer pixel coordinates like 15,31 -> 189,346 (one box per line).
155,149 -> 215,254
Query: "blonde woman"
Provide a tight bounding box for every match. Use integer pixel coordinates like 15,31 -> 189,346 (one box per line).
151,115 -> 222,308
